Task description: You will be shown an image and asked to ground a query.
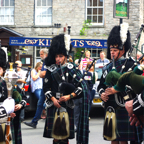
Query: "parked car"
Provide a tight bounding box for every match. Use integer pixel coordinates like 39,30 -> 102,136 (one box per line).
91,62 -> 109,108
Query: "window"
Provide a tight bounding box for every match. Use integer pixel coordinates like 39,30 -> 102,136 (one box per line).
20,55 -> 32,66
0,0 -> 14,25
89,48 -> 104,58
86,0 -> 104,25
35,0 -> 52,25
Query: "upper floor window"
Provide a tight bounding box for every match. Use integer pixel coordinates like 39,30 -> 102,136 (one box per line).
35,0 -> 52,25
0,0 -> 14,25
86,0 -> 104,25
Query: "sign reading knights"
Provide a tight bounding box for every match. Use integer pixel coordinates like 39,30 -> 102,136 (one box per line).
113,0 -> 129,19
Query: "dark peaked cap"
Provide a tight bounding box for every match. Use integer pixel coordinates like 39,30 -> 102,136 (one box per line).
45,34 -> 72,66
107,25 -> 131,59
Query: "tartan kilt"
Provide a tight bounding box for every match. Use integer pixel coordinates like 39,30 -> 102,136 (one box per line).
115,108 -> 135,141
10,118 -> 22,144
43,103 -> 75,139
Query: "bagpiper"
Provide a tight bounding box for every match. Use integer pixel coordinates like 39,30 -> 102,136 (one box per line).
43,33 -> 90,144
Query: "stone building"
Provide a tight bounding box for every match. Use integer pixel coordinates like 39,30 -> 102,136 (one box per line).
0,0 -> 143,67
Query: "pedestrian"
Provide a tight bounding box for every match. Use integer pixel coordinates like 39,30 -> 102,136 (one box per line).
98,23 -> 140,144
82,50 -> 93,70
96,51 -> 110,64
43,34 -> 90,144
24,48 -> 48,128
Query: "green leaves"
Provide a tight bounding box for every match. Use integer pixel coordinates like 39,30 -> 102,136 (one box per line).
79,20 -> 92,36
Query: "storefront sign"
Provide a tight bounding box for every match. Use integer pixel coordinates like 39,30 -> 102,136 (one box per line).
113,0 -> 129,19
9,37 -> 107,48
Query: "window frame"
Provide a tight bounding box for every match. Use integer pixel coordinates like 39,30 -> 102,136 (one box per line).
85,0 -> 104,26
35,0 -> 52,26
0,0 -> 15,25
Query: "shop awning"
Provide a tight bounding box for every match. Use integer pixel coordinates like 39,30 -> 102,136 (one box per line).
9,37 -> 107,49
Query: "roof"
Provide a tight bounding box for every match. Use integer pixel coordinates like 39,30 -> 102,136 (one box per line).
0,27 -> 23,37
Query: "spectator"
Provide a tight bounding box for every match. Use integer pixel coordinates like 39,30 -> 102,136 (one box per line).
82,50 -> 93,70
31,62 -> 43,100
96,51 -> 110,64
24,48 -> 48,128
15,60 -> 27,122
15,60 -> 27,89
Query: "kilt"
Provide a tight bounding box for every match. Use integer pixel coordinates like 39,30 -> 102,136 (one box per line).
43,103 -> 74,139
10,110 -> 22,144
115,108 -> 135,141
11,119 -> 22,144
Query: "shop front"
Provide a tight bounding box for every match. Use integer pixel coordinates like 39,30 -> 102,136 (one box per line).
9,37 -> 107,67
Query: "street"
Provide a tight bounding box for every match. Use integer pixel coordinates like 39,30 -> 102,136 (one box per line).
21,108 -> 110,144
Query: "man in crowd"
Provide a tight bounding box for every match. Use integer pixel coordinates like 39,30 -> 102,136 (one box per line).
24,48 -> 48,128
96,51 -> 110,64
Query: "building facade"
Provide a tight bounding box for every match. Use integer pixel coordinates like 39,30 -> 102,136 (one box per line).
0,0 -> 143,67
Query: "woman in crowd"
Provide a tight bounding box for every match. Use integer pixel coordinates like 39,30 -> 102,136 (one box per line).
31,62 -> 45,119
31,62 -> 43,100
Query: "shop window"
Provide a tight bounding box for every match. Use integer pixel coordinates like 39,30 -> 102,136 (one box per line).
35,0 -> 52,25
0,0 -> 14,25
89,48 -> 104,58
20,55 -> 32,66
86,0 -> 104,25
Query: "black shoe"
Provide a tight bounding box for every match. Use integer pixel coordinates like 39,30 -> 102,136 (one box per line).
75,128 -> 77,133
23,121 -> 36,128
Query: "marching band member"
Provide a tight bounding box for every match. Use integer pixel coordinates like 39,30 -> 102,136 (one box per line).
97,23 -> 140,144
43,34 -> 90,144
0,46 -> 15,144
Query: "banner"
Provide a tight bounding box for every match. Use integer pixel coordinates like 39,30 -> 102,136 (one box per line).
9,37 -> 107,49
